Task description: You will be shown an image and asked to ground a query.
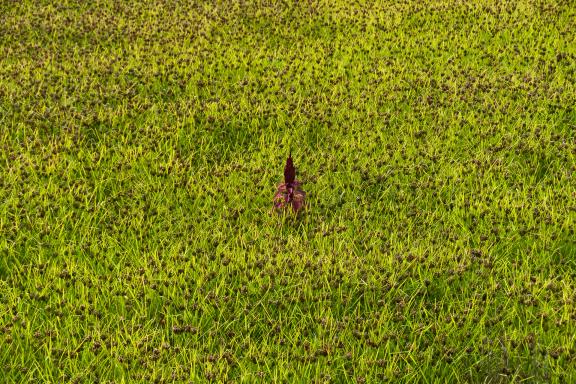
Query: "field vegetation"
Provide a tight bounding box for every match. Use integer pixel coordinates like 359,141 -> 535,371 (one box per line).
1,0 -> 575,382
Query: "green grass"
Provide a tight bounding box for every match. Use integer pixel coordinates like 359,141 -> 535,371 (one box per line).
1,0 -> 575,382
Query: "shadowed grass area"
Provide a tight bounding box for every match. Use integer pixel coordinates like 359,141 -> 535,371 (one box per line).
1,0 -> 575,382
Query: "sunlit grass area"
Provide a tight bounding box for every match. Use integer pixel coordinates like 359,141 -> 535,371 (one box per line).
1,0 -> 575,382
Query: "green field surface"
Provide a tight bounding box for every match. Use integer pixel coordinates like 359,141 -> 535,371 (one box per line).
1,0 -> 575,382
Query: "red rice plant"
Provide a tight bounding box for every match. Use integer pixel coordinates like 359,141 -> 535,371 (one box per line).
273,153 -> 306,213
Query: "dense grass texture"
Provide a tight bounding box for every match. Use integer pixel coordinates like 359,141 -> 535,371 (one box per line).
1,0 -> 575,382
